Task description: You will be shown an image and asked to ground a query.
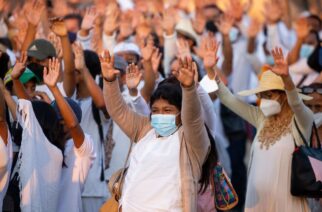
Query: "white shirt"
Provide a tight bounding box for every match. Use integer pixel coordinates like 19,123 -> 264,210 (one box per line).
78,97 -> 109,198
36,82 -> 76,101
17,100 -> 63,212
105,89 -> 150,186
0,131 -> 12,210
58,134 -> 96,212
121,129 -> 182,212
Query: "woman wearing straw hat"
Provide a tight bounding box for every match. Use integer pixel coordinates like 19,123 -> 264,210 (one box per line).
208,46 -> 313,211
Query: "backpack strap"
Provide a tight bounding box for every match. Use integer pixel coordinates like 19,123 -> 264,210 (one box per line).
293,119 -> 309,147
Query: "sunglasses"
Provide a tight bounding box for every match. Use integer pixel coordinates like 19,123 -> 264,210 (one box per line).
301,87 -> 322,95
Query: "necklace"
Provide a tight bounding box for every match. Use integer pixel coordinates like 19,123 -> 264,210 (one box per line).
258,110 -> 293,150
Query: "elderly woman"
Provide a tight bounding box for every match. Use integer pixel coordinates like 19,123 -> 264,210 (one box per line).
101,51 -> 210,212
205,45 -> 313,211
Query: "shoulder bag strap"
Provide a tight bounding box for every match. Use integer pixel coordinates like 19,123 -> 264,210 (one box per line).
294,119 -> 309,147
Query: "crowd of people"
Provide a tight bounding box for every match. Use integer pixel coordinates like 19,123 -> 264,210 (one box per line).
0,0 -> 321,211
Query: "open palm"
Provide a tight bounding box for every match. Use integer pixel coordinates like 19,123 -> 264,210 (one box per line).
25,0 -> 45,26
203,36 -> 219,69
126,64 -> 142,90
269,47 -> 289,76
99,51 -> 120,82
11,52 -> 28,80
173,57 -> 195,87
81,7 -> 97,31
43,58 -> 60,88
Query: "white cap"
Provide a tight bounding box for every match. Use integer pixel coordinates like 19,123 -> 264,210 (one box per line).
113,42 -> 141,56
175,18 -> 199,45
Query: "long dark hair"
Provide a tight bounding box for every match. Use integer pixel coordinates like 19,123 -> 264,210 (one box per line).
199,125 -> 218,194
31,101 -> 65,163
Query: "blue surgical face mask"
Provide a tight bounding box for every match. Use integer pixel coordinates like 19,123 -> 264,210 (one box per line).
300,44 -> 314,58
151,113 -> 180,137
266,55 -> 275,65
229,27 -> 239,43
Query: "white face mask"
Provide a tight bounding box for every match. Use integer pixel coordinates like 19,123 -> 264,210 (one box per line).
260,99 -> 281,117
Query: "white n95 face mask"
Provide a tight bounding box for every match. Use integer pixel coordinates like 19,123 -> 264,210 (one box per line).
260,99 -> 281,117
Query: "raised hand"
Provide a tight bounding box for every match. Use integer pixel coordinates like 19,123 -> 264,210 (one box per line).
203,36 -> 220,70
11,52 -> 28,80
192,10 -> 206,35
172,57 -> 195,88
48,32 -> 63,59
72,42 -> 85,71
24,0 -> 45,26
126,63 -> 142,90
43,58 -> 61,88
140,36 -> 156,62
162,7 -> 177,35
81,7 -> 98,31
151,48 -> 162,74
264,0 -> 282,25
176,38 -> 191,60
225,0 -> 247,22
295,18 -> 311,40
99,50 -> 120,82
50,17 -> 68,37
103,3 -> 119,35
216,13 -> 235,35
118,12 -> 134,40
266,47 -> 289,77
247,19 -> 262,38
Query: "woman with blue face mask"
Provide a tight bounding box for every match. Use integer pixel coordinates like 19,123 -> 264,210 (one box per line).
288,18 -> 319,65
100,51 -> 210,212
211,45 -> 314,212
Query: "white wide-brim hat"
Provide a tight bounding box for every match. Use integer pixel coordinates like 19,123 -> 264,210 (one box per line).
238,70 -> 313,101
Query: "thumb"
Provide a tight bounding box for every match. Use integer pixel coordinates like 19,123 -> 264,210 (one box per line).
113,70 -> 120,76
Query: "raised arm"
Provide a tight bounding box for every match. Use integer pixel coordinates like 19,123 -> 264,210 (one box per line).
21,0 -> 45,51
11,52 -> 31,100
100,51 -> 151,141
44,58 -> 84,148
172,57 -> 210,164
73,42 -> 105,110
268,47 -> 314,139
77,7 -> 97,50
140,37 -> 156,102
0,79 -> 7,144
287,18 -> 310,65
0,79 -> 17,121
203,39 -> 262,127
217,13 -> 234,76
50,18 -> 76,97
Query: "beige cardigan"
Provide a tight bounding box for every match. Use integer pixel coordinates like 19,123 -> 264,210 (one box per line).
103,80 -> 210,212
215,81 -> 314,147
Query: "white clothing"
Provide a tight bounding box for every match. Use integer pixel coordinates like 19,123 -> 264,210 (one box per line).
82,197 -> 106,212
105,90 -> 150,193
197,86 -> 231,176
58,134 -> 96,212
17,100 -> 63,212
229,37 -> 258,103
36,82 -> 75,101
0,131 -> 12,210
245,132 -> 309,211
77,30 -> 94,50
290,58 -> 319,87
121,129 -> 182,212
78,97 -> 109,198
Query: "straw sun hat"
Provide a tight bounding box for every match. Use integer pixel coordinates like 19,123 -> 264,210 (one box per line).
238,70 -> 313,101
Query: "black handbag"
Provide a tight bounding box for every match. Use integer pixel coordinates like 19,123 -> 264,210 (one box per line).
291,120 -> 322,198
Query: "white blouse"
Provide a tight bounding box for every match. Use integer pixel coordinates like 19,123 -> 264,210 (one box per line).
121,129 -> 182,212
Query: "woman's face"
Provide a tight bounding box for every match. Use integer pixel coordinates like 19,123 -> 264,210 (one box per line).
151,98 -> 181,125
257,90 -> 285,104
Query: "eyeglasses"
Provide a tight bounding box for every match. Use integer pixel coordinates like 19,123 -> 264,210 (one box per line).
301,87 -> 322,95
